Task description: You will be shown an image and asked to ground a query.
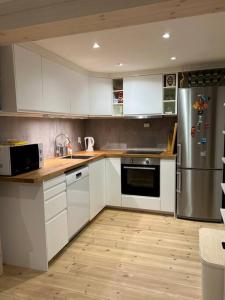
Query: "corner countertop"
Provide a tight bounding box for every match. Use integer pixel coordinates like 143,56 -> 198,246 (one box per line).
0,150 -> 176,184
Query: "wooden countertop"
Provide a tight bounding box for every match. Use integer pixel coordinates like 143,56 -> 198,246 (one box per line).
0,150 -> 176,184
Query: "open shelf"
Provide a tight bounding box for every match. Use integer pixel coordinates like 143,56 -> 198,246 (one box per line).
163,86 -> 176,89
163,73 -> 177,115
112,78 -> 124,116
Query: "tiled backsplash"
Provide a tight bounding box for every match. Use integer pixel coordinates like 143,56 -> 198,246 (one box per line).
0,117 -> 176,157
0,117 -> 85,158
84,118 -> 176,150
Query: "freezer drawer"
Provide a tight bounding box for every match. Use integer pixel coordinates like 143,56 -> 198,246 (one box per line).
176,169 -> 223,221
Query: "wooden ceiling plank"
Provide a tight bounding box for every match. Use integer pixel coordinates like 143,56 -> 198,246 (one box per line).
0,0 -> 224,45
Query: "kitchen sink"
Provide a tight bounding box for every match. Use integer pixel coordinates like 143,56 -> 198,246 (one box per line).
61,155 -> 94,159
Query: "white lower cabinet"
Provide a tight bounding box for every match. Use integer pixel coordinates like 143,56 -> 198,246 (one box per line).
121,158 -> 176,213
160,159 -> 176,213
0,174 -> 68,271
43,175 -> 68,262
122,195 -> 161,210
106,158 -> 121,207
44,191 -> 67,221
46,210 -> 68,261
0,157 -> 176,272
89,159 -> 106,220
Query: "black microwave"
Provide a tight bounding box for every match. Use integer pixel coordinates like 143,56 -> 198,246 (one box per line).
0,143 -> 43,176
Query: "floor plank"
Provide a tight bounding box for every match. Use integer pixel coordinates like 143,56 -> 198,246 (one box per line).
0,209 -> 223,300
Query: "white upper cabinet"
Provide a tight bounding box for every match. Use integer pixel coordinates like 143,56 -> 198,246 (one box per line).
89,77 -> 112,116
123,75 -> 163,115
0,45 -> 43,112
13,45 -> 43,112
42,58 -> 70,114
69,70 -> 89,115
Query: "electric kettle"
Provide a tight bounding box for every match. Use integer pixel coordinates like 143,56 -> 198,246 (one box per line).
84,137 -> 95,151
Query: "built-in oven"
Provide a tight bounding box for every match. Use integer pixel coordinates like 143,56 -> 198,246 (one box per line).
121,157 -> 160,197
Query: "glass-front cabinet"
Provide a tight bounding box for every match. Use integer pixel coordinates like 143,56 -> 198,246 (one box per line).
163,73 -> 177,115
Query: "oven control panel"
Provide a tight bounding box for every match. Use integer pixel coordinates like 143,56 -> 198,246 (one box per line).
121,157 -> 160,166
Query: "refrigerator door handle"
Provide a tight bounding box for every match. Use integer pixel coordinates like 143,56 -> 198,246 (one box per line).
177,144 -> 182,166
176,171 -> 182,193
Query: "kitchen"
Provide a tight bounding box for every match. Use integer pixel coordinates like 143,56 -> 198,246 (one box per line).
0,1 -> 225,299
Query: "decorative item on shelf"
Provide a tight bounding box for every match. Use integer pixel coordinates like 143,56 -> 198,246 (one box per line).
113,91 -> 123,104
113,78 -> 124,116
165,74 -> 176,87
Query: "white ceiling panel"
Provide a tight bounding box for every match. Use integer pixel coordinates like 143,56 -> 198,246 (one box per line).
34,12 -> 225,73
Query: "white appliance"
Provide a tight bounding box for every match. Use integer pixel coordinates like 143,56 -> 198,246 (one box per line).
66,166 -> 90,240
84,137 -> 95,151
0,143 -> 43,176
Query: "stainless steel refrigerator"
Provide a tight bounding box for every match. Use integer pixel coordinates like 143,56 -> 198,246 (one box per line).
177,85 -> 225,222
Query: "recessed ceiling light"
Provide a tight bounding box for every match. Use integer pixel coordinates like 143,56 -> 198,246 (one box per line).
116,63 -> 123,67
162,32 -> 170,39
170,56 -> 176,61
93,42 -> 100,49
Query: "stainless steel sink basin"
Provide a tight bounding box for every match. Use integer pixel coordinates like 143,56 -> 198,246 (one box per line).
61,155 -> 94,159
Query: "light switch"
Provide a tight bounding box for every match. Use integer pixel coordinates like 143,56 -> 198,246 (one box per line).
144,123 -> 150,128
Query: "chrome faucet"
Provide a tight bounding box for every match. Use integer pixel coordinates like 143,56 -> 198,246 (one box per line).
55,133 -> 72,157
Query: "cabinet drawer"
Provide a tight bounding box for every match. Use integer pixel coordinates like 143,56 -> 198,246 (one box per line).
44,182 -> 66,201
46,210 -> 68,261
122,195 -> 161,211
45,191 -> 67,222
43,174 -> 66,191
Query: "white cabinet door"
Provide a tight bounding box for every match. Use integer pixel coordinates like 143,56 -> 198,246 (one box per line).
160,159 -> 176,213
124,75 -> 163,115
46,209 -> 68,261
42,58 -> 70,114
89,77 -> 112,116
69,70 -> 89,115
122,195 -> 161,211
89,159 -> 106,220
106,158 -> 121,207
13,45 -> 43,112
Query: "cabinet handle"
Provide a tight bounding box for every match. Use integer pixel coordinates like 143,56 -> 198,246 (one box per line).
177,144 -> 182,166
76,172 -> 82,179
123,166 -> 156,170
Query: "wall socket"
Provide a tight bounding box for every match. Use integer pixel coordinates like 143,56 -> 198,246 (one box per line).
144,122 -> 150,128
78,137 -> 82,144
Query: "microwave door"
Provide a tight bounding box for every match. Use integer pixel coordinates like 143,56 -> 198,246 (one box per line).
10,145 -> 40,175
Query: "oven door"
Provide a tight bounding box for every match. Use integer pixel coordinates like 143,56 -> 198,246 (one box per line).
121,164 -> 160,197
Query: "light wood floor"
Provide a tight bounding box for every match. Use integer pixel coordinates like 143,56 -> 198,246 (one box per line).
0,209 -> 223,300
